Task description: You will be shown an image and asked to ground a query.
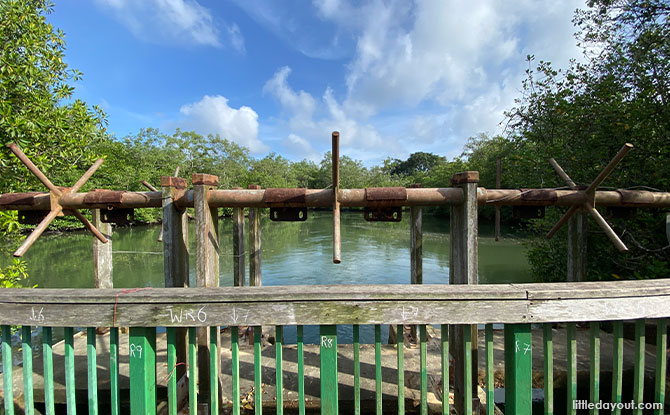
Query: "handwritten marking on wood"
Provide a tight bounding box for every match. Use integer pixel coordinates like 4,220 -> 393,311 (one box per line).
515,340 -> 531,355
401,305 -> 419,321
129,343 -> 143,358
29,306 -> 45,322
231,307 -> 249,324
165,306 -> 207,323
321,336 -> 334,348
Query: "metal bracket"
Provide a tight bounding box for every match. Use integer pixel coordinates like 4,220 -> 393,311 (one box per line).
512,206 -> 545,219
270,207 -> 307,222
547,143 -> 633,252
101,208 -> 134,225
364,206 -> 402,222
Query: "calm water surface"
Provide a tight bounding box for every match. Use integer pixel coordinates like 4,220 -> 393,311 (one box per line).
13,211 -> 534,288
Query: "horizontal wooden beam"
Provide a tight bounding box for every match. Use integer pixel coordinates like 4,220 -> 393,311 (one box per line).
0,279 -> 668,327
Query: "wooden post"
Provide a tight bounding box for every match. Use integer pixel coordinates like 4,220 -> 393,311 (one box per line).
161,176 -> 189,400
495,157 -> 501,242
320,325 -> 338,414
129,327 -> 157,415
193,173 -> 220,412
567,211 -> 588,282
232,187 -> 245,287
92,209 -> 113,288
248,184 -> 262,287
449,171 -> 479,414
410,183 -> 423,341
332,132 -> 341,264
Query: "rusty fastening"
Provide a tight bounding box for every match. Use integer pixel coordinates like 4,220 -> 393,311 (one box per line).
270,207 -> 307,222
101,208 -> 134,225
83,189 -> 126,205
616,189 -> 655,205
264,188 -> 308,221
519,188 -> 558,205
18,210 -> 49,225
365,187 -> 407,204
364,207 -> 402,222
512,206 -> 545,219
264,188 -> 307,206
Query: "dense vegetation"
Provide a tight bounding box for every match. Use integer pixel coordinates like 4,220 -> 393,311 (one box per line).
1,0 -> 668,285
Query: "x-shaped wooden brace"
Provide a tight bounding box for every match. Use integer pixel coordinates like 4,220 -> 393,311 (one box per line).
546,143 -> 633,252
6,143 -> 108,257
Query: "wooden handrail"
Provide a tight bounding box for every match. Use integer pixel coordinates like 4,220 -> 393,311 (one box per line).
1,279 -> 668,327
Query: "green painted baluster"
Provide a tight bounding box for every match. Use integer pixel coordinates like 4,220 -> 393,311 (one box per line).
567,323 -> 577,415
375,324 -> 382,415
420,325 -> 428,415
463,325 -> 472,415
189,327 -> 197,415
87,328 -> 98,415
353,325 -> 360,415
320,325 -> 338,415
254,326 -> 262,415
2,325 -> 13,415
22,325 -> 33,415
485,324 -> 494,415
632,319 -> 645,415
110,328 -> 120,415
543,324 -> 553,415
297,325 -> 305,415
129,327 -> 156,415
276,326 -> 283,415
396,325 -> 405,415
654,319 -> 667,415
232,327 -> 240,415
504,324 -> 532,415
441,325 -> 449,415
210,326 -> 219,415
611,321 -> 623,415
64,327 -> 76,415
589,322 -> 600,415
167,328 -> 177,415
43,327 -> 55,415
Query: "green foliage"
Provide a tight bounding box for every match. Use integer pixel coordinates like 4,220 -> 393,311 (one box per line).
503,0 -> 670,281
0,258 -> 30,288
0,0 -> 107,194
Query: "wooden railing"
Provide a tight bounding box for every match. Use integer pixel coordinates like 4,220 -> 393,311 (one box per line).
0,279 -> 668,415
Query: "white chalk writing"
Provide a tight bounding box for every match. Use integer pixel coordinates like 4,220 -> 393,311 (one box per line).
321,336 -> 334,348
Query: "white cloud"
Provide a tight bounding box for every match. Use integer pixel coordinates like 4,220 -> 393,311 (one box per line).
177,95 -> 267,153
96,0 -> 244,51
282,134 -> 321,162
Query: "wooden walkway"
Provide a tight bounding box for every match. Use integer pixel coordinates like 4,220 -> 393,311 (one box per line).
0,325 -> 664,414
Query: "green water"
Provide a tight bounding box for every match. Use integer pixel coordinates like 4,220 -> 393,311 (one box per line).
8,210 -> 534,288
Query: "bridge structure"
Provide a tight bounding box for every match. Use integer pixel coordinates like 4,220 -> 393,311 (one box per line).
0,137 -> 668,414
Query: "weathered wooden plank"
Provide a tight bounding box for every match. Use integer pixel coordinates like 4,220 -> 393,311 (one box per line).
410,204 -> 422,285
92,209 -> 113,288
567,211 -> 587,282
194,179 -> 220,411
162,182 -> 189,288
248,185 -> 262,287
3,294 -> 670,327
232,206 -> 245,287
450,172 -> 479,415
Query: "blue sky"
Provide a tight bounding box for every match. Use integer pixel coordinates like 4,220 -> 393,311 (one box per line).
48,0 -> 583,165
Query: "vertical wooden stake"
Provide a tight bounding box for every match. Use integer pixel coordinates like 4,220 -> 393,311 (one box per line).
232,187 -> 245,287
248,184 -> 262,287
92,209 -> 113,288
567,211 -> 588,282
495,157 -> 501,242
449,171 -> 479,414
194,173 -> 221,412
161,176 -> 189,394
332,131 -> 341,264
410,183 -> 423,341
